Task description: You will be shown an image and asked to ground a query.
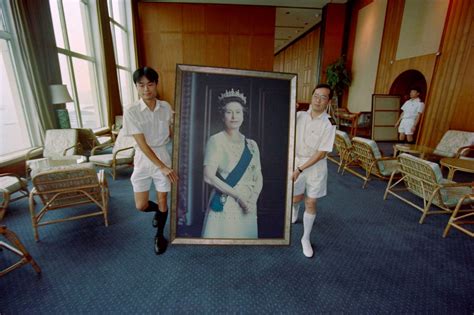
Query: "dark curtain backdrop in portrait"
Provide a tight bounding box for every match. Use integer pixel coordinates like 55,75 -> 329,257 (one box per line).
177,71 -> 291,238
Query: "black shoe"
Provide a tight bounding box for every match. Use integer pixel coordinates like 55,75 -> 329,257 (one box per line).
154,236 -> 168,255
152,212 -> 159,228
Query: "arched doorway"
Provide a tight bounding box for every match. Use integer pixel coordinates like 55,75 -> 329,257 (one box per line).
390,70 -> 427,104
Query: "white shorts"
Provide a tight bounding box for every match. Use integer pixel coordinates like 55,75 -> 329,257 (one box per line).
131,147 -> 171,193
398,118 -> 416,135
293,157 -> 328,199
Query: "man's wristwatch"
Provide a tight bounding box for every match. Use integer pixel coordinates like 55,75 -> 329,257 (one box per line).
297,167 -> 303,173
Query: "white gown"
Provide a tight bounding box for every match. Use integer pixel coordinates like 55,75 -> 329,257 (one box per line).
202,131 -> 263,239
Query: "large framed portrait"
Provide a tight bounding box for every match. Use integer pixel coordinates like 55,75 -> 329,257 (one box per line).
171,64 -> 297,245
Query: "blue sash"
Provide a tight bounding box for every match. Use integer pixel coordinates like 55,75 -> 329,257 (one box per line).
209,139 -> 253,212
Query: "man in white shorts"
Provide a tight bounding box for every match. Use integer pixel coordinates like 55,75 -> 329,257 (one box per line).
395,88 -> 424,143
123,67 -> 178,255
292,83 -> 336,258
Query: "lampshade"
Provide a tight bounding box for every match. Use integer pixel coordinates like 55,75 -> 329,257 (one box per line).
49,84 -> 73,104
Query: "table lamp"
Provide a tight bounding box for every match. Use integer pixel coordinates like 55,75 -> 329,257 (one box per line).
49,84 -> 73,129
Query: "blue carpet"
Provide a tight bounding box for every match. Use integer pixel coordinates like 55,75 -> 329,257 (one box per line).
1,162 -> 473,313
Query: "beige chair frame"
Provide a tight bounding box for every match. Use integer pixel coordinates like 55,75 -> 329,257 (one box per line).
443,194 -> 474,238
29,163 -> 109,241
1,225 -> 41,277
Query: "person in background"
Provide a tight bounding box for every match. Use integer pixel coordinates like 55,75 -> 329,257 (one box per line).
395,88 -> 424,143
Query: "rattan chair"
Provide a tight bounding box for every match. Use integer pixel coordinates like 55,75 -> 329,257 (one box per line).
76,128 -> 112,157
0,173 -> 29,220
384,153 -> 473,226
88,130 -> 135,180
0,225 -> 41,277
29,163 -> 109,241
333,130 -> 357,173
345,137 -> 399,188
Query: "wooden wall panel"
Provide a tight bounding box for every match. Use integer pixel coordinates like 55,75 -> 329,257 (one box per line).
136,3 -> 275,105
319,3 -> 347,83
419,0 -> 474,147
273,28 -> 320,103
373,0 -> 438,97
250,36 -> 275,70
374,0 -> 404,94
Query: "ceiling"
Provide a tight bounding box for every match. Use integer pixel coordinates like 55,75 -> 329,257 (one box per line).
143,0 -> 347,53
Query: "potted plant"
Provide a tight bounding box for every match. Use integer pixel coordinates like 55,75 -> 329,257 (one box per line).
325,56 -> 352,108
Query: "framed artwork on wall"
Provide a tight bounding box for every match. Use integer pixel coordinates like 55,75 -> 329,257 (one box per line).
171,64 -> 297,245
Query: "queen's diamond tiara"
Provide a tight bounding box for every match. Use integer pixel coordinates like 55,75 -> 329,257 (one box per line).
218,89 -> 246,104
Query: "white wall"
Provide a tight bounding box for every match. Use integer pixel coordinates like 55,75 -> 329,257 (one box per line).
396,0 -> 449,60
347,0 -> 387,113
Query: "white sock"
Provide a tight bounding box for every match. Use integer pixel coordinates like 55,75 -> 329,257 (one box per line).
291,202 -> 300,223
301,212 -> 316,258
302,211 -> 316,241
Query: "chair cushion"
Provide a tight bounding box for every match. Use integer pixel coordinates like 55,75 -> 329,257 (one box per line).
433,130 -> 474,157
0,176 -> 27,193
439,181 -> 473,207
43,129 -> 78,157
336,130 -> 352,148
89,154 -> 134,166
379,159 -> 399,176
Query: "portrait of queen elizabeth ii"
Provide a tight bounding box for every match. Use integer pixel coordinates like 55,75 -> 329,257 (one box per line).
172,65 -> 296,245
202,89 -> 263,239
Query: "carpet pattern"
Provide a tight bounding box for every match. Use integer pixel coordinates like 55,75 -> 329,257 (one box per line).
1,161 -> 473,313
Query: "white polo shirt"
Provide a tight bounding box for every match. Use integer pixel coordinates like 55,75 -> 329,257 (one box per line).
401,98 -> 424,120
122,98 -> 173,150
295,109 -> 336,159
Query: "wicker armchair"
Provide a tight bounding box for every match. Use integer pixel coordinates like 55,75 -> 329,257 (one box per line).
88,130 -> 135,180
428,130 -> 474,159
346,137 -> 399,188
0,173 -> 29,220
1,225 -> 41,277
331,130 -> 354,173
29,163 -> 109,241
25,129 -> 84,176
384,153 -> 473,228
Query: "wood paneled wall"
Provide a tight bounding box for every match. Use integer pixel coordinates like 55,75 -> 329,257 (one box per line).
419,0 -> 474,147
273,28 -> 320,103
136,3 -> 275,105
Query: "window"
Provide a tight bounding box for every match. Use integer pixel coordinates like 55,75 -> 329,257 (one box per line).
108,0 -> 136,107
50,0 -> 104,129
0,1 -> 32,156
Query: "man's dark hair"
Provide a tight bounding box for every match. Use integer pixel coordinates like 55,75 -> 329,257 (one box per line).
133,67 -> 159,84
312,83 -> 333,100
410,87 -> 421,94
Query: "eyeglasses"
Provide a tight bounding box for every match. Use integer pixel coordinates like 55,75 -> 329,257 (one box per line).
312,94 -> 329,101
